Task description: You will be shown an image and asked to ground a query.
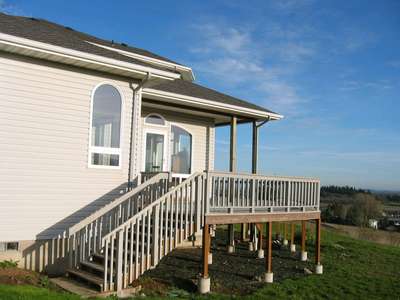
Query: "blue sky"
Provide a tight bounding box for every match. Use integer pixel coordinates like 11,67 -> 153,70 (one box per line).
1,0 -> 399,190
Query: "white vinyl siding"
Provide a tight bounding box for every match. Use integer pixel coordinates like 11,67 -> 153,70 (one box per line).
0,52 -> 137,241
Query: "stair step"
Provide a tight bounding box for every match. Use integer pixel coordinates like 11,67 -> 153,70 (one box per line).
67,268 -> 103,289
80,260 -> 104,273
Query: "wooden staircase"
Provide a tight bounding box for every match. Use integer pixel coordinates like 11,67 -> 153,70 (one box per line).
64,172 -> 206,294
59,171 -> 319,295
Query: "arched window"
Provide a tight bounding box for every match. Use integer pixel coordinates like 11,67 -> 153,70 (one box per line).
145,114 -> 165,126
170,125 -> 192,174
89,84 -> 122,167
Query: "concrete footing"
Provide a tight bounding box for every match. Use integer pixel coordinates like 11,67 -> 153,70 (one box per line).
315,264 -> 323,274
283,239 -> 288,246
263,272 -> 274,283
208,253 -> 212,265
198,276 -> 211,294
248,242 -> 254,251
227,245 -> 235,253
208,253 -> 213,265
300,251 -> 308,261
257,249 -> 264,259
290,244 -> 296,253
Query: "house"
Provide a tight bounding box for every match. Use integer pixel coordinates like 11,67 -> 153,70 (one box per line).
0,13 -> 322,295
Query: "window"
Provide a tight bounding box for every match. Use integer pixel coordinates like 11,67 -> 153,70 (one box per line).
0,242 -> 19,252
145,114 -> 165,126
170,125 -> 192,174
89,84 -> 122,167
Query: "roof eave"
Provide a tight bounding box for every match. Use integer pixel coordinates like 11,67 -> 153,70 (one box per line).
0,32 -> 182,81
142,88 -> 284,121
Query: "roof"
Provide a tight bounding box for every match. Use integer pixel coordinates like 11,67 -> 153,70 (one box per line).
0,13 -> 183,74
150,79 -> 279,116
0,13 -> 281,120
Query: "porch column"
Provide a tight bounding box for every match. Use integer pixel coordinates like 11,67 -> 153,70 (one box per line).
228,116 -> 237,253
199,224 -> 211,293
248,120 -> 259,248
263,221 -> 273,283
315,218 -> 323,274
290,223 -> 296,253
300,220 -> 308,261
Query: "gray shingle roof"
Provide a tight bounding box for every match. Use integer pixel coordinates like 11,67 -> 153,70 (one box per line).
0,13 -> 279,118
0,13 -> 182,72
151,79 -> 278,115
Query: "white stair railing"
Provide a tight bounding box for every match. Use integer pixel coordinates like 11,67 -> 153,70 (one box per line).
67,172 -> 170,269
101,172 -> 207,292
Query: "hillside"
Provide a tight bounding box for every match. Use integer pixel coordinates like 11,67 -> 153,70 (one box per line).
1,228 -> 400,299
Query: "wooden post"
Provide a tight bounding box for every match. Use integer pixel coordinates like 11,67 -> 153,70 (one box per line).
202,224 -> 210,278
266,222 -> 272,273
290,222 -> 296,252
115,230 -> 124,293
228,116 -> 237,249
301,220 -> 306,252
248,121 -> 259,245
263,221 -> 273,282
315,218 -> 321,265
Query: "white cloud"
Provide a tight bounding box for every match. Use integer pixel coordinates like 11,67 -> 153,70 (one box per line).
189,23 -> 313,115
0,0 -> 24,15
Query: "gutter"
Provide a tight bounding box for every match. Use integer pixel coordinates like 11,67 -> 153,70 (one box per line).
127,73 -> 154,188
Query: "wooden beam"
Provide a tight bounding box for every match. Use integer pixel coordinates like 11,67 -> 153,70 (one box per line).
301,220 -> 306,252
315,218 -> 321,265
205,211 -> 320,225
291,223 -> 295,245
266,221 -> 272,273
202,224 -> 210,278
258,223 -> 263,249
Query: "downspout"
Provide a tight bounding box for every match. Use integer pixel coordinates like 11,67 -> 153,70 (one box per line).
128,72 -> 152,189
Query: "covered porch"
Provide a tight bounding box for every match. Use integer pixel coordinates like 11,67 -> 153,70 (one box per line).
140,79 -> 322,294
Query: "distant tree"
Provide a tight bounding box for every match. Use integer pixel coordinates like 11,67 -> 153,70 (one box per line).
348,193 -> 383,227
321,185 -> 370,196
322,193 -> 382,226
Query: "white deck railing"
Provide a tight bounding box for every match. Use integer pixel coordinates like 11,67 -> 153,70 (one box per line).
206,171 -> 320,214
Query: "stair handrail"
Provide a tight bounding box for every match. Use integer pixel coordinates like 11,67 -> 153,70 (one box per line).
67,172 -> 171,270
101,171 -> 207,292
68,172 -> 170,236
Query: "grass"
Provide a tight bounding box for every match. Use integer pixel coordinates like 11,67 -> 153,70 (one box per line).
1,228 -> 399,299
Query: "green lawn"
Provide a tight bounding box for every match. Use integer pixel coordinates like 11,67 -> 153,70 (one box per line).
1,228 -> 399,300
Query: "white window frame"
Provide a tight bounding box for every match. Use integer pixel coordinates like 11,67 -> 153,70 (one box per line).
169,122 -> 194,178
144,113 -> 167,127
88,82 -> 124,169
142,127 -> 169,173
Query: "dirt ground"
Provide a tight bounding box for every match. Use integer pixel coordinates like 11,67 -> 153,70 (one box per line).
140,228 -> 315,296
0,267 -> 41,286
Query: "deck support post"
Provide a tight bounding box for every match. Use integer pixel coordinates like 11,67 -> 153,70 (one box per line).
301,220 -> 307,261
315,218 -> 323,274
257,223 -> 264,258
283,222 -> 288,246
199,223 -> 211,293
290,223 -> 296,253
227,224 -> 235,253
263,221 -> 273,283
